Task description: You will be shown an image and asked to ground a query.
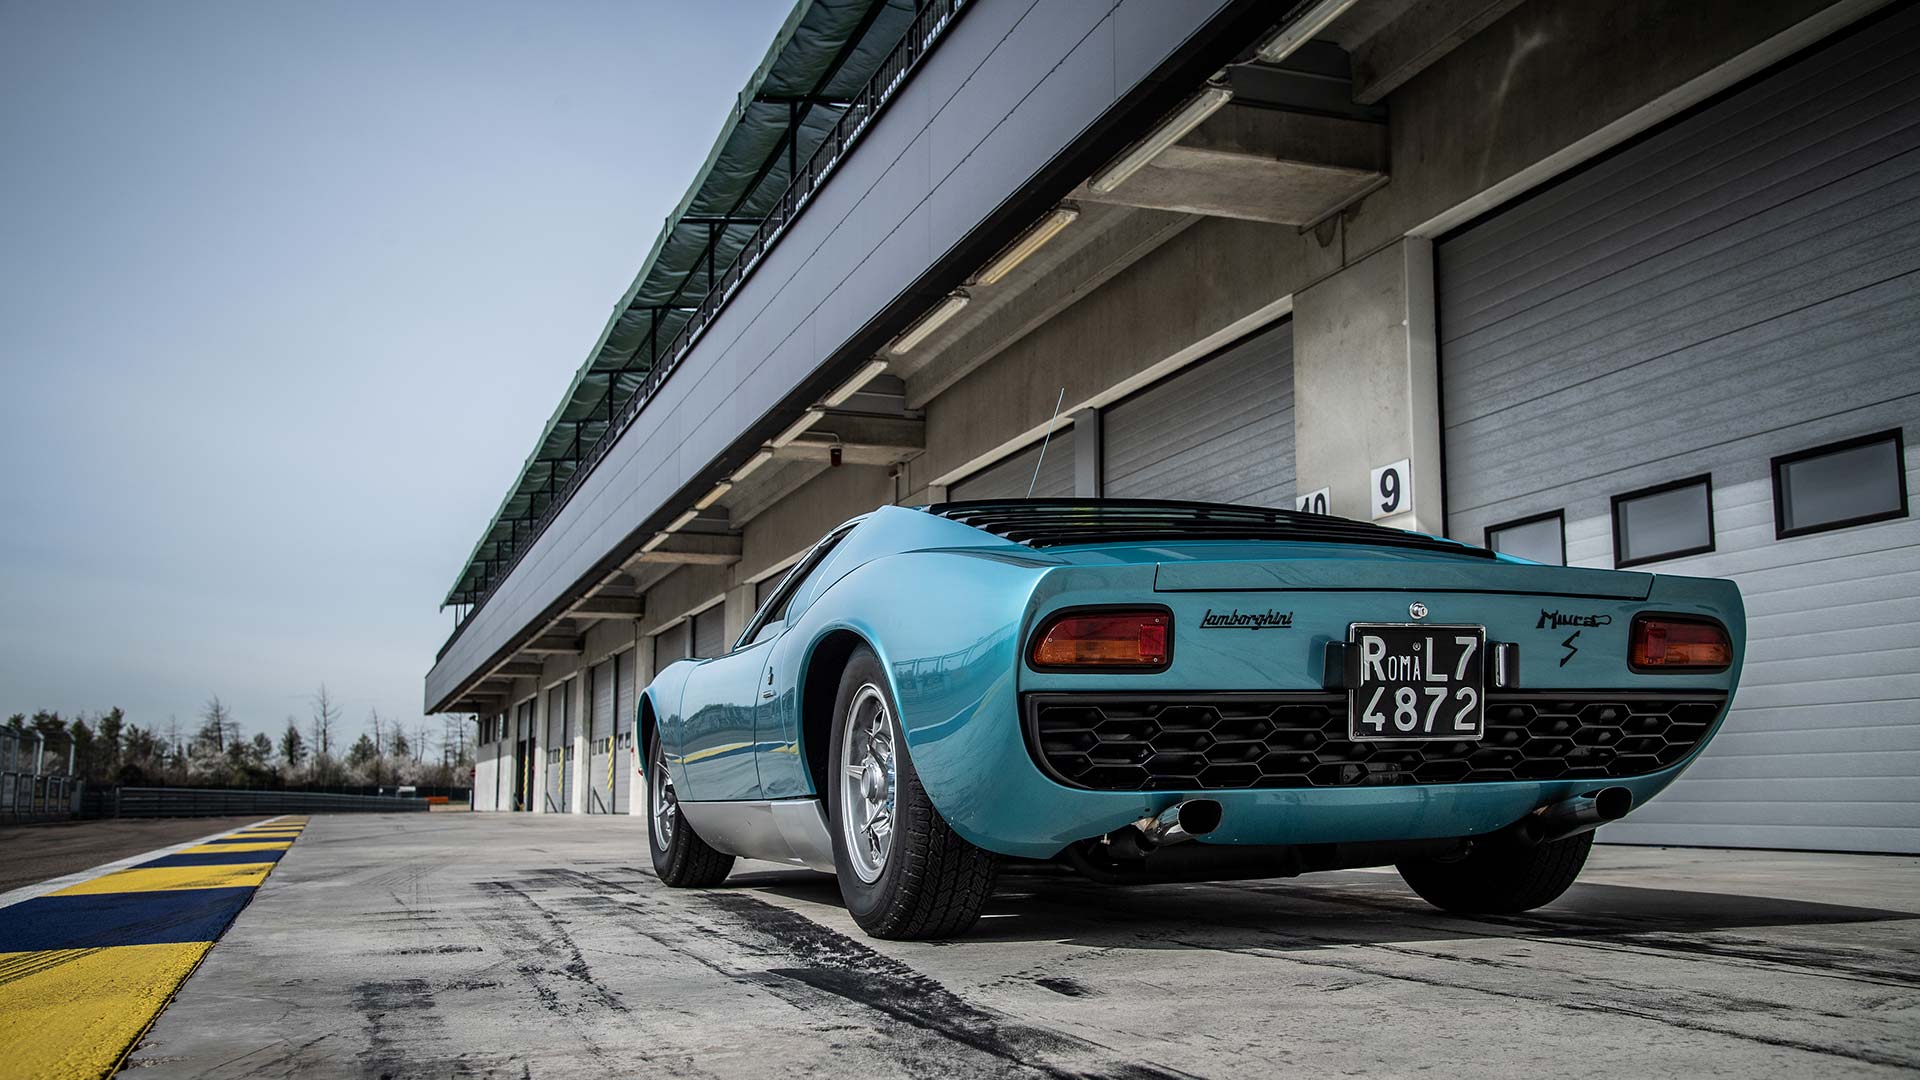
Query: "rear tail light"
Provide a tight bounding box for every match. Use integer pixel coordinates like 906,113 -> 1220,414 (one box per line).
1031,610 -> 1171,670
1630,615 -> 1731,671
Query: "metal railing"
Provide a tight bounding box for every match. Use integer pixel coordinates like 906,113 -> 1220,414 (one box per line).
100,787 -> 432,818
446,0 -> 970,640
2,773 -> 80,822
2,728 -> 80,822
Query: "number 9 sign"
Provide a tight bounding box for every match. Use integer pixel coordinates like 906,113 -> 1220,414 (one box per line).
1368,459 -> 1411,521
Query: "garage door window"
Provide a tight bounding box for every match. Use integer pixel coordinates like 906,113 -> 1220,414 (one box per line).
1612,475 -> 1715,567
1485,511 -> 1565,566
1773,429 -> 1908,539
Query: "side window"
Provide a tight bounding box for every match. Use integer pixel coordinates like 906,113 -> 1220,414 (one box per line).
742,529 -> 851,647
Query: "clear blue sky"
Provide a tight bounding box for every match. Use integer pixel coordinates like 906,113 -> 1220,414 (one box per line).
0,0 -> 792,745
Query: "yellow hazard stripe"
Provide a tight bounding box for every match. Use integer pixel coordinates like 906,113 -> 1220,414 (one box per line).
0,815 -> 304,1079
51,863 -> 275,896
0,942 -> 212,1080
174,841 -> 291,854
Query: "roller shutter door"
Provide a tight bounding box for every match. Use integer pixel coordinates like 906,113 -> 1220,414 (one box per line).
755,572 -> 785,611
1102,320 -> 1294,507
588,658 -> 614,813
1435,8 -> 1920,853
692,604 -> 727,659
545,683 -> 569,813
614,650 -> 636,814
653,621 -> 689,672
950,429 -> 1075,500
515,698 -> 535,812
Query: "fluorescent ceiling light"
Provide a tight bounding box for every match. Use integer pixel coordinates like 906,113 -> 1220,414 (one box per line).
1255,0 -> 1362,64
1087,84 -> 1232,194
821,359 -> 890,408
640,532 -> 670,552
693,481 -> 732,510
974,205 -> 1079,286
731,448 -> 775,481
665,508 -> 700,532
770,408 -> 826,448
886,291 -> 970,355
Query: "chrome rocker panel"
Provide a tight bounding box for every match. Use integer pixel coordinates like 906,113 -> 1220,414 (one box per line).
677,798 -> 836,873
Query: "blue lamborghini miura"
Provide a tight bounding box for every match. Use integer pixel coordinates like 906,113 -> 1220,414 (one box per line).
640,499 -> 1744,939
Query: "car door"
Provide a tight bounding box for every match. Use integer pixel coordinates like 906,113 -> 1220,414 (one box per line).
675,609 -> 768,803
740,524 -> 857,799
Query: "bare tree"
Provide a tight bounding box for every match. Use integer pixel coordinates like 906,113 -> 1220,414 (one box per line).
311,684 -> 339,758
198,696 -> 236,753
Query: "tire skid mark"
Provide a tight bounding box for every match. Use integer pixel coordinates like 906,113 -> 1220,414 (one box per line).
1171,938 -> 1920,1071
996,878 -> 1920,1069
352,976 -> 443,1079
475,880 -> 629,1016
529,866 -> 1206,1080
1034,873 -> 1920,991
1225,878 -> 1920,989
699,891 -> 1201,1080
463,875 -> 754,1079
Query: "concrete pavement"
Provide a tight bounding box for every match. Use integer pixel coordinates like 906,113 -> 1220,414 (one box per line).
131,813 -> 1920,1078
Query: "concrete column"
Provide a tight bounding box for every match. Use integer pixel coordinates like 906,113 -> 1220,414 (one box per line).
1292,237 -> 1444,536
722,583 -> 757,648
531,687 -> 549,813
629,620 -> 653,818
569,673 -> 588,815
1071,408 -> 1101,497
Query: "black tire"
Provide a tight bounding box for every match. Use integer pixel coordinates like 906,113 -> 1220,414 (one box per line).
1397,831 -> 1594,914
647,726 -> 734,887
828,647 -> 998,939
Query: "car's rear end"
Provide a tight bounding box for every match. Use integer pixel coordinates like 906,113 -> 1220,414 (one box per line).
910,501 -> 1743,885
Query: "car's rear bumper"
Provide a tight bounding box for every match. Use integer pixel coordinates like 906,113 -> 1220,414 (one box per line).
903,688 -> 1737,860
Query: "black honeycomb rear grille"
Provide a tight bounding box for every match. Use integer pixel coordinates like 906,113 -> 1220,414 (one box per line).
1026,692 -> 1726,791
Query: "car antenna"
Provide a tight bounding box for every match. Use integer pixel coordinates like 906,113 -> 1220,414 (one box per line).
1027,387 -> 1066,498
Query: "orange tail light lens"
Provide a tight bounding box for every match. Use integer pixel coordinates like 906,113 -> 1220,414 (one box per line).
1031,610 -> 1171,669
1630,615 -> 1731,671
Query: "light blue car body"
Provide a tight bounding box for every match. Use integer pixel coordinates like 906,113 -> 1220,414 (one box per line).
642,504 -> 1744,860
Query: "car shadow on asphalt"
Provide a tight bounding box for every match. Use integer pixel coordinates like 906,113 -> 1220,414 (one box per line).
723,866 -> 1919,955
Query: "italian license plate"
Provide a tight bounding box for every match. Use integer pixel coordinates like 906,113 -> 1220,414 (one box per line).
1347,623 -> 1486,741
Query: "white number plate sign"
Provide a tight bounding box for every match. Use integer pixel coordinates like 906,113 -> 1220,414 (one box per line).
1369,459 -> 1410,521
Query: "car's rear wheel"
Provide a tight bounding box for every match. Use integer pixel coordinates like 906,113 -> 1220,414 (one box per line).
828,646 -> 997,939
648,726 -> 734,887
1397,831 -> 1594,914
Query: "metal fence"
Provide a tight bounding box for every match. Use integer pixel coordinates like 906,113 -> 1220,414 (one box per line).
446,0 -> 971,627
1,728 -> 80,822
98,787 -> 431,818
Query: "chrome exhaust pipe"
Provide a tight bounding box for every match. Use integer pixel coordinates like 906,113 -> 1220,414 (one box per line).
1135,799 -> 1224,847
1101,799 -> 1223,860
1525,786 -> 1633,845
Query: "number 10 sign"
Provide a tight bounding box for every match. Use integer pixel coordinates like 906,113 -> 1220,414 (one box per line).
1369,459 -> 1411,521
